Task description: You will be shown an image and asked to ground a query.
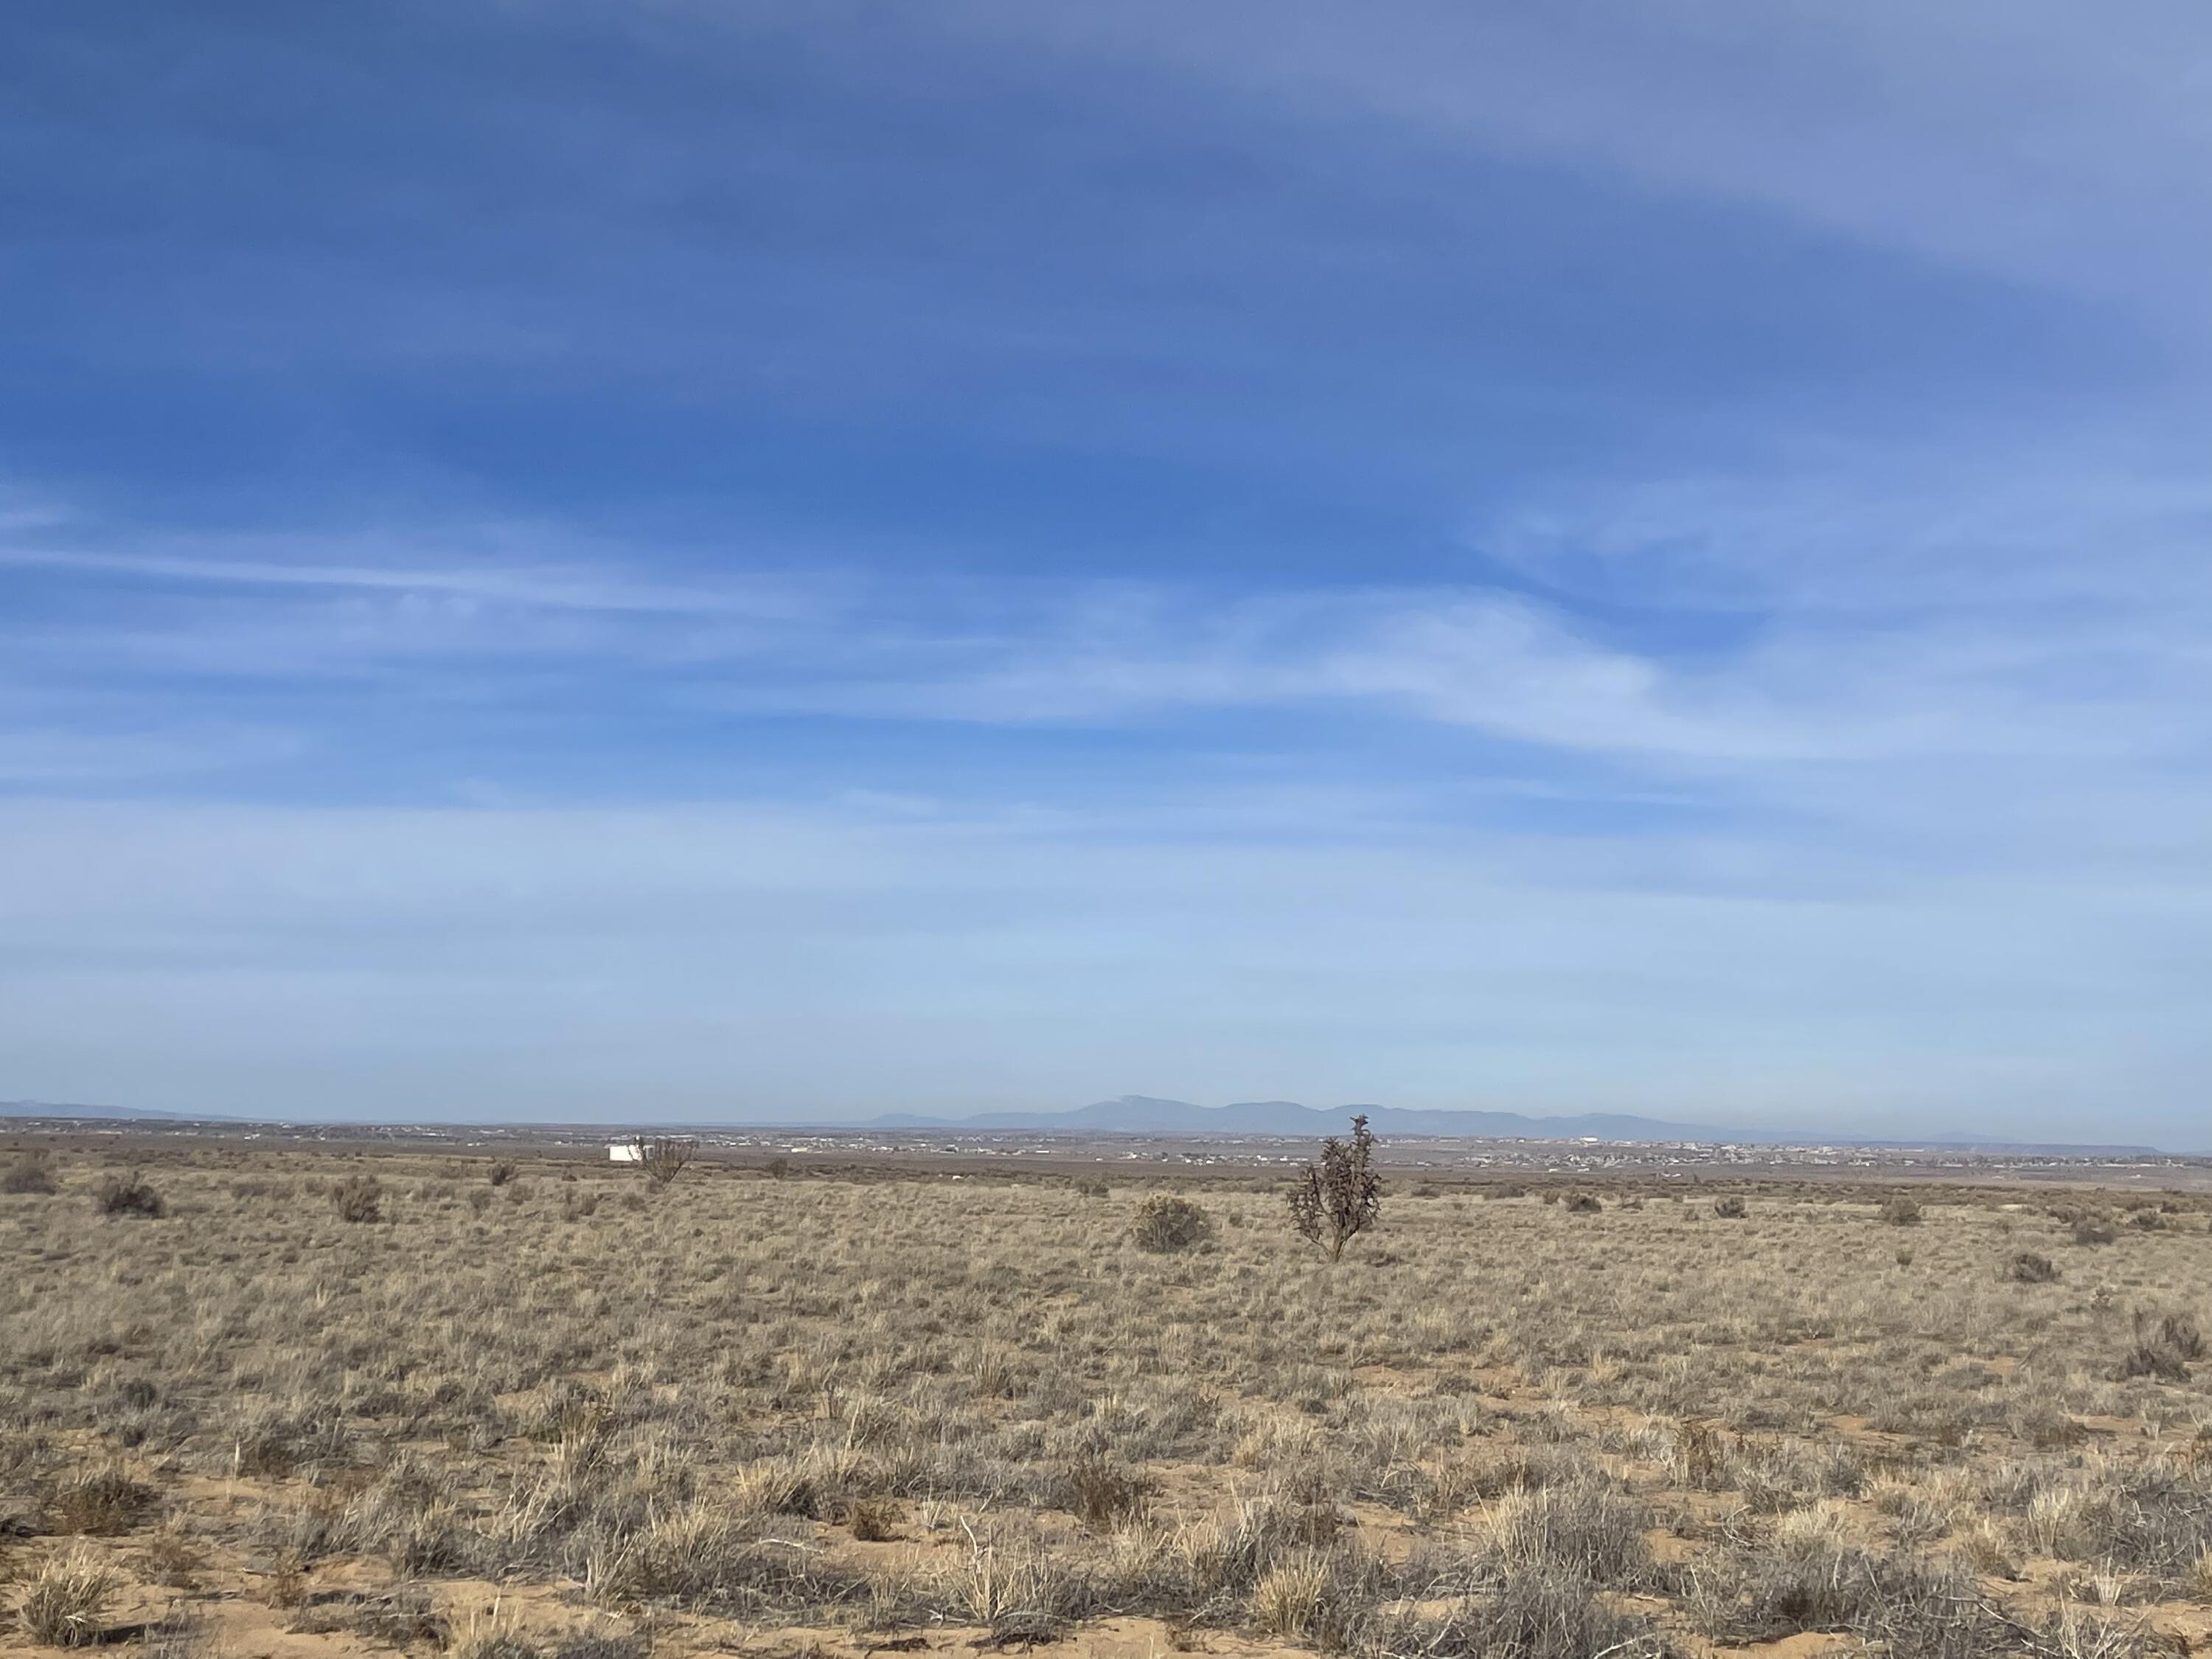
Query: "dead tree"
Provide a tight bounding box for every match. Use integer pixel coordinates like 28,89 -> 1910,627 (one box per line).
1287,1113 -> 1382,1260
633,1135 -> 700,1189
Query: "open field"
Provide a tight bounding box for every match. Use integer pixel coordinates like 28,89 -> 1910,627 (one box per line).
8,1140 -> 2212,1659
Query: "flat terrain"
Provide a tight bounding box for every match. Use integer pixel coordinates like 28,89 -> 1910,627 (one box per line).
7,1139 -> 2212,1659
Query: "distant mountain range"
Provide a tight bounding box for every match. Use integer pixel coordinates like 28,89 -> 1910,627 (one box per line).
0,1099 -> 201,1121
869,1094 -> 2163,1154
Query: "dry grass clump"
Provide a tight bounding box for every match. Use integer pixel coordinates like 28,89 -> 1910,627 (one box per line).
13,1546 -> 120,1646
92,1169 -> 164,1217
289,1588 -> 451,1647
1412,1565 -> 1674,1659
1,1152 -> 58,1195
1130,1194 -> 1213,1253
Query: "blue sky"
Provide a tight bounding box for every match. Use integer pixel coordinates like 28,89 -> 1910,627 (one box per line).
4,3 -> 2209,1140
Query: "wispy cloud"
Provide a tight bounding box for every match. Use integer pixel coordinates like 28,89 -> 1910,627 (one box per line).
4,2 -> 2208,1135
947,0 -> 2212,345
8,439 -> 2209,783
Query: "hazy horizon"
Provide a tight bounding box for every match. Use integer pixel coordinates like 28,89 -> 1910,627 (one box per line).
5,6 -> 2210,1145
3,1093 -> 2200,1155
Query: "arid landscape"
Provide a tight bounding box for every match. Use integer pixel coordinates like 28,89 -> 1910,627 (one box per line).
8,1134 -> 2212,1659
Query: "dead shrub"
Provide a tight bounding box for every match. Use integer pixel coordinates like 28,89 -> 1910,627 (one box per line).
2118,1310 -> 2204,1380
1415,1561 -> 1672,1659
142,1529 -> 202,1590
93,1171 -> 164,1218
1065,1455 -> 1151,1531
2009,1251 -> 2060,1284
487,1161 -> 518,1187
49,1468 -> 156,1536
332,1174 -> 383,1224
633,1137 -> 699,1189
842,1497 -> 900,1542
1287,1114 -> 1382,1261
1676,1420 -> 1728,1490
1,1154 -> 57,1196
1132,1194 -> 1213,1253
1880,1195 -> 1922,1226
1694,1530 -> 1999,1654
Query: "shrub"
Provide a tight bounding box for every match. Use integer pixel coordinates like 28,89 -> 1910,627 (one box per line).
14,1546 -> 119,1646
94,1171 -> 164,1218
486,1161 -> 517,1187
1,1152 -> 57,1195
2159,1309 -> 2206,1358
1695,1530 -> 1999,1652
1879,1195 -> 1921,1226
843,1497 -> 900,1542
1132,1194 -> 1214,1253
562,1189 -> 600,1220
1287,1114 -> 1383,1261
332,1174 -> 383,1224
1073,1177 -> 1111,1200
1064,1455 -> 1151,1530
2071,1215 -> 2118,1247
764,1157 -> 791,1178
632,1137 -> 699,1189
1415,1560 -> 1668,1659
467,1189 -> 493,1216
2009,1251 -> 2060,1284
1713,1197 -> 1747,1220
2118,1310 -> 2205,1380
50,1467 -> 157,1535
1562,1193 -> 1603,1214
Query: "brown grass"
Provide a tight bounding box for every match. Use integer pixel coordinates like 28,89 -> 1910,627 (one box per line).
4,1147 -> 2211,1659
